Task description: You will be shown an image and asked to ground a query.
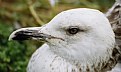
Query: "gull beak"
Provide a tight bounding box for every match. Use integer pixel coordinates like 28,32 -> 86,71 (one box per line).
8,27 -> 55,41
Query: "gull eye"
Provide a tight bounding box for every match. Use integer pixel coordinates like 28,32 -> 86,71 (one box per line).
67,27 -> 79,35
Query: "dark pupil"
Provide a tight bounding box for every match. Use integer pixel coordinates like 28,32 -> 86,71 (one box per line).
68,28 -> 78,34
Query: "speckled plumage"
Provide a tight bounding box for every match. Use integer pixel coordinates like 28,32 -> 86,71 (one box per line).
9,5 -> 121,72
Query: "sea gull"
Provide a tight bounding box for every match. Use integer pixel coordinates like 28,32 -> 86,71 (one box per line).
9,8 -> 121,72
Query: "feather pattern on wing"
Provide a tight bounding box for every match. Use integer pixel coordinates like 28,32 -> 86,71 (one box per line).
106,0 -> 121,71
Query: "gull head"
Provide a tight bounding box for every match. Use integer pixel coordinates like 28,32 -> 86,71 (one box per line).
9,8 -> 115,66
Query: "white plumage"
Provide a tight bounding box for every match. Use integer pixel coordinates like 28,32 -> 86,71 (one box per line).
9,8 -> 121,72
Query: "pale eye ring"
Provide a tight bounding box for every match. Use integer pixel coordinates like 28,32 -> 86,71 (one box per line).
67,27 -> 79,35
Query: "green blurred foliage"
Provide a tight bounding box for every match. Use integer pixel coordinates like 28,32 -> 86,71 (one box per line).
0,0 -> 115,72
0,21 -> 38,72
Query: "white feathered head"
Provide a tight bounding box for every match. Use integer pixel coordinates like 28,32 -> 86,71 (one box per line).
9,8 -> 115,68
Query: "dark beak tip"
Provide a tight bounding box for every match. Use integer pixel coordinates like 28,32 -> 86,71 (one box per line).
9,30 -> 30,41
9,27 -> 43,41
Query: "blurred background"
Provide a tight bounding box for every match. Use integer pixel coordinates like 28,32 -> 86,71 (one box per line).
0,0 -> 115,72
